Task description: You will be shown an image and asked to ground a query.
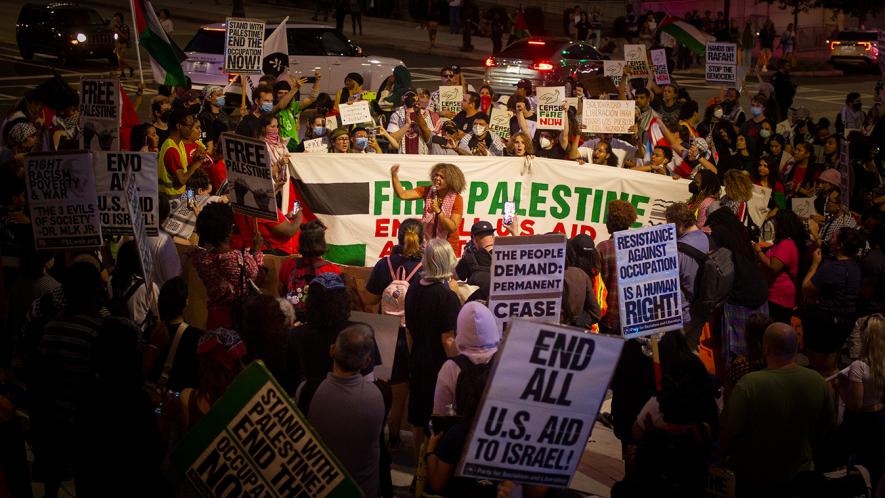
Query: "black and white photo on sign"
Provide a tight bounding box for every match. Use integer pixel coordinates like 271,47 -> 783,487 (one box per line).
220,133 -> 277,221
79,78 -> 121,151
604,60 -> 625,86
536,87 -> 566,130
650,48 -> 671,86
624,44 -> 649,78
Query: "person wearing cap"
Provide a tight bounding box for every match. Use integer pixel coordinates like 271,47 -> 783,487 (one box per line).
334,72 -> 365,113
430,120 -> 460,155
514,79 -> 537,112
273,71 -> 322,151
455,220 -> 495,300
721,87 -> 746,127
159,108 -> 208,197
453,113 -> 504,156
813,188 -> 857,246
563,234 -> 605,330
197,85 -> 233,152
776,106 -> 809,147
387,88 -> 433,154
328,126 -> 352,153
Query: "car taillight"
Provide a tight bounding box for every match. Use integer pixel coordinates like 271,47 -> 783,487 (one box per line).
228,74 -> 238,83
861,41 -> 872,51
534,61 -> 554,71
485,56 -> 497,67
829,41 -> 839,50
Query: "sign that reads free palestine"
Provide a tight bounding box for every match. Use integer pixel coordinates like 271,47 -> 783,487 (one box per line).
221,133 -> 278,221
536,87 -> 565,130
25,152 -> 102,251
581,99 -> 635,134
489,234 -> 566,332
439,85 -> 464,114
172,361 -> 363,498
79,77 -> 121,151
457,319 -> 624,486
93,151 -> 159,236
615,223 -> 683,339
225,18 -> 265,74
705,42 -> 737,85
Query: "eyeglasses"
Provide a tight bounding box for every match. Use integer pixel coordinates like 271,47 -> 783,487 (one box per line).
442,73 -> 455,78
335,136 -> 350,142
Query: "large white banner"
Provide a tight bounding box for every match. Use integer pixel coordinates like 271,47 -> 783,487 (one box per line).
290,155 -> 690,266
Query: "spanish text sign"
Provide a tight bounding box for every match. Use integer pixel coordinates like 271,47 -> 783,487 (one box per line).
221,133 -> 277,221
489,234 -> 566,332
614,223 -> 683,339
581,99 -> 635,134
172,361 -> 363,498
457,319 -> 624,486
25,152 -> 102,251
705,42 -> 737,85
225,18 -> 265,74
536,86 -> 566,130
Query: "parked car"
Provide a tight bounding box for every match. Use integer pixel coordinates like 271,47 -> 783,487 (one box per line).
828,29 -> 883,72
16,3 -> 118,65
484,37 -> 605,95
182,22 -> 403,97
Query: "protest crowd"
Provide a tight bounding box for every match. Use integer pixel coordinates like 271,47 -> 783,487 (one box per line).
1,5 -> 885,498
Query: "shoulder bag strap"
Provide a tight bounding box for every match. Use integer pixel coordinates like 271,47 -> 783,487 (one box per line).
405,261 -> 423,281
158,322 -> 188,387
386,256 -> 397,280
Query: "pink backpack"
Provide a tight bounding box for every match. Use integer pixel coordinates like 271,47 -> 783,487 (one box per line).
381,258 -> 422,325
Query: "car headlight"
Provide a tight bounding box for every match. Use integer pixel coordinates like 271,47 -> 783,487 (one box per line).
76,33 -> 87,43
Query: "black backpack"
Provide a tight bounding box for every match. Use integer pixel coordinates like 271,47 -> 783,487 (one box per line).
452,354 -> 495,415
677,242 -> 735,323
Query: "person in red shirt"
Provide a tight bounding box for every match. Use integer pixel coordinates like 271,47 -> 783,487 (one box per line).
390,162 -> 465,255
278,220 -> 340,299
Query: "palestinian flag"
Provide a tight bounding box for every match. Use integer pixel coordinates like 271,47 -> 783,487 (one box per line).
130,0 -> 187,86
293,178 -> 371,266
645,116 -> 692,178
658,16 -> 716,57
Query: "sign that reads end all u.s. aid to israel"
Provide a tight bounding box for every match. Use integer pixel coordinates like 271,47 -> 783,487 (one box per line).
172,361 -> 363,498
615,223 -> 683,339
457,319 -> 624,487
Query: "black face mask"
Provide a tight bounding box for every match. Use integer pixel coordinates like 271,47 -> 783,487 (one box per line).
852,102 -> 862,111
689,182 -> 700,194
188,103 -> 201,116
404,96 -> 416,108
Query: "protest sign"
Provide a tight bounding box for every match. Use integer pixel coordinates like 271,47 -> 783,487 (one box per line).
660,32 -> 676,48
225,18 -> 265,74
325,115 -> 338,131
489,107 -> 512,140
172,361 -> 362,498
624,44 -> 649,79
839,140 -> 850,209
221,133 -> 277,220
439,85 -> 464,114
614,223 -> 683,339
339,100 -> 373,126
93,152 -> 158,236
350,311 -> 400,382
579,75 -> 617,97
303,137 -> 329,153
705,42 -> 737,85
747,185 -> 772,228
123,170 -> 155,309
706,466 -> 736,498
536,87 -> 565,130
25,152 -> 102,251
457,319 -> 624,486
603,60 -> 625,87
650,49 -> 671,86
790,197 -> 816,219
79,77 -> 121,151
488,234 -> 566,332
581,100 -> 635,134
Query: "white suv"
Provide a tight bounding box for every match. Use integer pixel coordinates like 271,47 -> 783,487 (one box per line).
182,22 -> 403,94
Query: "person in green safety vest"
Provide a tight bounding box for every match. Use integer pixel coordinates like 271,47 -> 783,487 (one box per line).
158,108 -> 206,197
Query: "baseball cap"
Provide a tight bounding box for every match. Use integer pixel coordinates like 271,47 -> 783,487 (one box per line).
569,233 -> 596,254
471,220 -> 495,236
818,169 -> 841,187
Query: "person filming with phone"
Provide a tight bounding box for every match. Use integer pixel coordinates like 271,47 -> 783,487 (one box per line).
390,162 -> 465,254
386,88 -> 433,155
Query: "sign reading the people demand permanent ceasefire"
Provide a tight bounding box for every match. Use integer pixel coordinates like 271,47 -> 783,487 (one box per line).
457,319 -> 624,486
650,48 -> 671,86
25,152 -> 102,251
93,152 -> 158,236
536,87 -> 565,130
614,223 -> 683,339
581,99 -> 635,134
489,234 -> 566,332
221,132 -> 277,220
172,361 -> 363,498
489,107 -> 512,140
339,100 -> 373,126
439,85 -> 463,114
225,18 -> 265,74
79,77 -> 121,151
624,44 -> 650,79
705,42 -> 737,85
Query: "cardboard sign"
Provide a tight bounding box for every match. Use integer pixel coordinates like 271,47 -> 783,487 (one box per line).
747,185 -> 772,228
325,116 -> 339,132
624,44 -> 649,79
660,32 -> 676,48
225,17 -> 265,74
614,224 -> 683,339
705,42 -> 737,85
25,152 -> 102,251
581,99 -> 636,134
221,133 -> 277,221
457,319 -> 624,486
339,100 -> 373,126
536,87 -> 565,130
489,107 -> 512,140
93,152 -> 158,236
603,60 -> 625,87
172,361 -> 362,498
350,311 -> 400,382
439,85 -> 464,114
650,49 -> 671,86
489,234 -> 566,331
303,137 -> 329,153
79,77 -> 121,151
123,169 -> 155,310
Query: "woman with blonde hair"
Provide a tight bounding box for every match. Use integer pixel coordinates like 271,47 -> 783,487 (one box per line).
390,162 -> 466,254
506,131 -> 535,157
839,314 -> 885,468
404,238 -> 461,463
708,169 -> 756,237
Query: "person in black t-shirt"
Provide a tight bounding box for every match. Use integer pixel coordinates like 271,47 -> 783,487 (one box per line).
451,91 -> 481,135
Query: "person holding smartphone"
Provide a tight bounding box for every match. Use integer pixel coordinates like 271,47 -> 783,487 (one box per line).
387,89 -> 433,154
391,162 -> 465,254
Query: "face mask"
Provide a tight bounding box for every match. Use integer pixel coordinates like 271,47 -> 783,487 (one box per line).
713,108 -> 724,119
313,127 -> 325,136
472,124 -> 486,136
852,102 -> 862,111
539,136 -> 552,149
265,128 -> 280,143
214,97 -> 226,107
760,129 -> 772,139
354,137 -> 368,149
750,105 -> 764,116
689,182 -> 700,194
260,102 -> 273,114
404,96 -> 416,108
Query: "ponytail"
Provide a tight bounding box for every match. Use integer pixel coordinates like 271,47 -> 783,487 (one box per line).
402,226 -> 421,259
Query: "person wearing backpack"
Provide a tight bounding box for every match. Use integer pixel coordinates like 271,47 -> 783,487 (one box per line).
365,218 -> 424,451
108,240 -> 158,327
667,202 -> 710,351
278,220 -> 340,322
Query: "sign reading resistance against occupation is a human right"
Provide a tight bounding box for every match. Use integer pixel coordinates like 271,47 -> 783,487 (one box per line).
614,223 -> 683,339
457,319 -> 624,487
225,18 -> 265,74
489,234 -> 567,332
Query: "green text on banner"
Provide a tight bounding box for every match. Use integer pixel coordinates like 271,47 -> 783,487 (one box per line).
221,132 -> 278,221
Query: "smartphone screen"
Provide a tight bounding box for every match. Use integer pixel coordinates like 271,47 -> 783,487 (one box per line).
186,189 -> 195,208
503,201 -> 516,225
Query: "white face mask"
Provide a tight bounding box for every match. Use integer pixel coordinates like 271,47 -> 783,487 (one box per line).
472,124 -> 486,136
539,136 -> 552,149
713,109 -> 724,119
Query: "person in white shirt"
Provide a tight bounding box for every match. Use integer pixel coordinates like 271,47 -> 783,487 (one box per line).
454,113 -> 505,156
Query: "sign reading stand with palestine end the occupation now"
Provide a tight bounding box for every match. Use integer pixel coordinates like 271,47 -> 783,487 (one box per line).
225,18 -> 265,74
457,319 -> 624,486
615,223 -> 683,339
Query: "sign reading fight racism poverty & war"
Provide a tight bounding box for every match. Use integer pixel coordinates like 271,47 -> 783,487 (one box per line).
225,18 -> 265,74
488,234 -> 566,332
25,152 -> 102,251
581,100 -> 635,134
650,48 -> 671,86
93,152 -> 159,236
705,42 -> 737,85
172,362 -> 362,498
339,100 -> 373,126
536,87 -> 565,130
457,319 -> 624,486
439,85 -> 463,114
221,132 -> 278,221
80,77 -> 121,152
614,223 -> 683,339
